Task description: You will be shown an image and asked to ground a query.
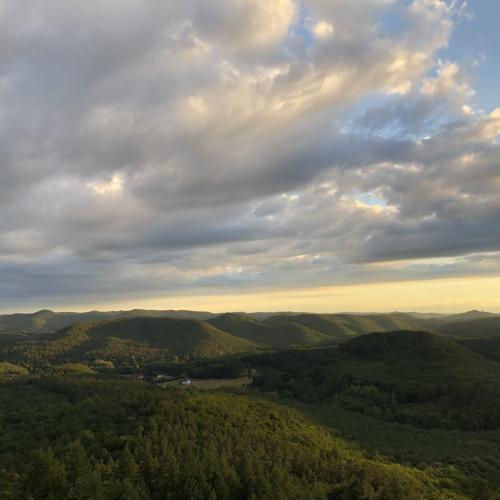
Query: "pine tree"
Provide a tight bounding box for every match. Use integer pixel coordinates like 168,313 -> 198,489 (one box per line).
118,444 -> 139,483
25,449 -> 66,499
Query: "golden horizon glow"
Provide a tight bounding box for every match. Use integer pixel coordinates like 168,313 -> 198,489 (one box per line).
16,275 -> 500,315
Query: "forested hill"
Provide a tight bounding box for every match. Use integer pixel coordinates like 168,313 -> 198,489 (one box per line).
2,329 -> 500,497
437,309 -> 498,323
0,312 -> 449,369
235,330 -> 500,431
0,376 -> 456,499
0,312 -> 437,367
438,316 -> 500,338
263,312 -> 434,339
207,311 -> 449,347
1,307 -> 496,336
1,317 -> 257,369
207,313 -> 332,347
2,309 -> 500,374
0,309 -> 216,334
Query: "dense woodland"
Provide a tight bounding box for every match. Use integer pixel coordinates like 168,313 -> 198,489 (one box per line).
0,376 -> 460,500
1,311 -> 500,498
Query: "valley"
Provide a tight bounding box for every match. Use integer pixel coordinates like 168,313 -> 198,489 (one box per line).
1,308 -> 500,498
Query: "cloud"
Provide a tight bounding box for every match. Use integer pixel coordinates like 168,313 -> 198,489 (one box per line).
0,0 -> 498,309
313,21 -> 334,39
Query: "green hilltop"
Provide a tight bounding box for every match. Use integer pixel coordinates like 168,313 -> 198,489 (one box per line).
3,309 -> 500,379
264,312 -> 430,339
0,311 -> 466,371
1,317 -> 257,369
338,330 -> 500,388
208,312 -> 332,348
0,307 -> 497,343
221,330 -> 500,432
2,319 -> 500,497
0,309 -> 216,334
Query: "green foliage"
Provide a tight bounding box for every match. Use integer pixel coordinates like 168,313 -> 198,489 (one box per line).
2,311 -> 474,372
0,362 -> 29,380
0,318 -> 257,370
248,331 -> 500,431
92,359 -> 115,370
0,376 -> 454,499
271,399 -> 500,498
49,363 -> 96,375
438,317 -> 500,338
208,313 -> 332,348
459,335 -> 500,362
264,313 -> 431,339
2,323 -> 500,498
0,309 -> 215,334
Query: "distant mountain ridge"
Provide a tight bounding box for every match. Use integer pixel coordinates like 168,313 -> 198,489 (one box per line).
1,312 -> 437,367
264,312 -> 434,339
0,309 -> 216,334
438,316 -> 500,338
1,308 -> 499,370
437,309 -> 498,323
0,308 -> 497,336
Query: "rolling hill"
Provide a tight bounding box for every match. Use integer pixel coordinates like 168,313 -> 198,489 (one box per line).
243,330 -> 500,431
438,310 -> 498,323
438,316 -> 500,338
264,312 -> 431,339
0,308 -> 216,334
208,311 -> 446,347
338,330 -> 500,384
0,376 -> 456,499
208,313 -> 332,348
4,308 -> 500,373
5,312 -> 443,371
459,335 -> 500,363
1,317 -> 257,368
2,325 -> 500,497
1,307 -> 497,341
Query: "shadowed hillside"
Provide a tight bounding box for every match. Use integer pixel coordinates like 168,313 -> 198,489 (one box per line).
438,316 -> 500,338
208,313 -> 332,348
338,330 -> 500,386
459,335 -> 500,363
1,317 -> 257,369
234,330 -> 500,431
264,313 -> 431,339
2,308 -> 496,340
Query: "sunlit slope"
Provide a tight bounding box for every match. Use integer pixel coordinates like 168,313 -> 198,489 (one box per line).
265,313 -> 430,340
1,317 -> 257,366
0,309 -> 215,334
0,377 -> 459,499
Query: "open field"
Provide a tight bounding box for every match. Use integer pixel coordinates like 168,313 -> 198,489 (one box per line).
160,377 -> 252,390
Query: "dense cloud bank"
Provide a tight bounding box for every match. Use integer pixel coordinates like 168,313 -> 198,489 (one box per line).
0,0 -> 499,306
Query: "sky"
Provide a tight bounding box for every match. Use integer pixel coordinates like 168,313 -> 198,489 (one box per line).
0,0 -> 499,314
